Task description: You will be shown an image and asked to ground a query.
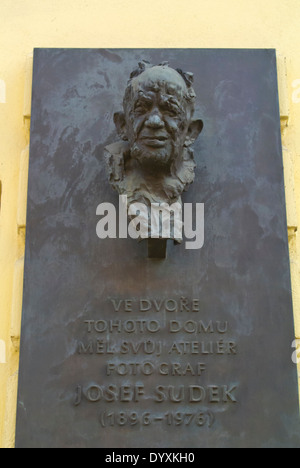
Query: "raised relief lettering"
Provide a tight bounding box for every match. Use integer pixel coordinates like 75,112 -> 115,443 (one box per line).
75,297 -> 238,430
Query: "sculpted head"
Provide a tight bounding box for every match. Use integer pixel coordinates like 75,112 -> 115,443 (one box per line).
104,61 -> 203,252
114,61 -> 203,170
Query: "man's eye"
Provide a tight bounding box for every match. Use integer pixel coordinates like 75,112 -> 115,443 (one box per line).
135,106 -> 146,113
166,109 -> 178,117
162,109 -> 180,118
160,104 -> 180,117
134,105 -> 149,115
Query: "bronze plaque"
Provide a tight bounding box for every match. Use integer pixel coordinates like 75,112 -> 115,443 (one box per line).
15,49 -> 300,448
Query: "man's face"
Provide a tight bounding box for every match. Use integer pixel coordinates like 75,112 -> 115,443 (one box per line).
124,67 -> 193,168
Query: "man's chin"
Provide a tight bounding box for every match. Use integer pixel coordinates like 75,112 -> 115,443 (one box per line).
131,144 -> 175,169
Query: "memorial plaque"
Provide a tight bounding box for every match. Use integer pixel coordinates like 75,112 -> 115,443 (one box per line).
16,49 -> 300,448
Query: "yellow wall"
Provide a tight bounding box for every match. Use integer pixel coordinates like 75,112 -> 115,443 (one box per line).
1,0 -> 300,448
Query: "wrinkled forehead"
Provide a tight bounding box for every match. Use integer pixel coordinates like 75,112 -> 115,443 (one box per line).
131,66 -> 188,97
123,66 -> 193,112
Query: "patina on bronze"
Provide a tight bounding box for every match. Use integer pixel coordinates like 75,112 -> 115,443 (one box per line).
105,61 -> 203,258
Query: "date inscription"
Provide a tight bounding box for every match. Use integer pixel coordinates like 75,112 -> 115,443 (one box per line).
99,411 -> 215,428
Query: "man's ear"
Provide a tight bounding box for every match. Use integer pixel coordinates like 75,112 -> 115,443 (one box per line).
113,111 -> 128,141
184,119 -> 203,147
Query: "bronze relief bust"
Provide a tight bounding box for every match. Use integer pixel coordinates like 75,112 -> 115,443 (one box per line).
105,61 -> 203,256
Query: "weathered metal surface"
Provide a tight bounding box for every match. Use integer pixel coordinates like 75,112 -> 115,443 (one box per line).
15,49 -> 300,448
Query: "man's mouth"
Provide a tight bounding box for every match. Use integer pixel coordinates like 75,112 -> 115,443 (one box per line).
140,134 -> 169,148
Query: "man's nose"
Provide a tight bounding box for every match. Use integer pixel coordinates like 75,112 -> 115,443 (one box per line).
145,113 -> 164,129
